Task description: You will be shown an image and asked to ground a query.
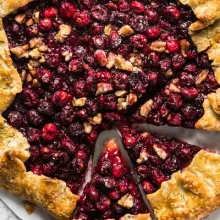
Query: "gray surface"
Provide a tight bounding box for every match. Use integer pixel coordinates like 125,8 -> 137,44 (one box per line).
0,199 -> 18,220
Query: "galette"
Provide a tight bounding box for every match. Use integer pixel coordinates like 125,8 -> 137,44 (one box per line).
0,0 -> 220,219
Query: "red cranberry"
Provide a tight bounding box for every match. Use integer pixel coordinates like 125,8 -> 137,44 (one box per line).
73,11 -> 91,27
22,88 -> 39,107
60,137 -> 77,154
94,49 -> 107,66
31,165 -> 43,175
40,146 -> 53,160
167,113 -> 183,126
145,26 -> 160,39
36,68 -> 53,84
162,5 -> 181,23
27,110 -> 44,126
130,34 -> 147,48
167,94 -> 183,110
7,111 -> 22,128
45,53 -> 60,68
142,181 -> 155,194
27,128 -> 41,143
90,22 -> 104,35
96,197 -> 111,212
38,18 -> 52,31
118,179 -> 129,194
42,123 -> 57,142
73,80 -> 87,97
130,15 -> 148,32
150,169 -> 167,186
110,12 -> 129,25
109,32 -> 122,48
143,52 -> 159,68
145,9 -> 158,24
118,0 -> 131,12
87,187 -> 100,201
68,122 -> 84,137
59,1 -> 76,18
160,58 -> 171,72
69,59 -> 83,72
131,1 -> 145,13
180,88 -> 199,100
71,157 -> 86,174
184,64 -> 197,74
172,54 -> 185,70
30,146 -> 40,159
179,72 -> 194,87
42,162 -> 57,176
196,54 -> 210,68
166,40 -> 179,53
163,156 -> 179,173
43,7 -> 58,18
81,0 -> 97,8
123,134 -> 136,148
91,5 -> 108,22
113,72 -> 128,90
52,91 -> 70,107
92,35 -> 106,49
25,24 -> 39,37
117,44 -> 131,56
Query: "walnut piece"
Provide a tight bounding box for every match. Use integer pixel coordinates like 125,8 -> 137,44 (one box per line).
15,14 -> 26,24
180,39 -> 190,57
96,83 -> 113,95
140,99 -> 153,118
115,90 -> 127,97
25,18 -> 34,26
114,56 -> 133,72
153,144 -> 168,160
32,11 -> 40,23
104,24 -> 113,36
55,24 -> 72,43
83,122 -> 92,134
119,25 -> 134,37
72,97 -> 87,107
117,98 -> 127,110
89,113 -> 102,125
137,151 -> 149,164
126,94 -> 137,105
195,69 -> 209,85
10,44 -> 29,58
29,48 -> 42,60
150,41 -> 166,52
106,52 -> 116,69
118,194 -> 134,209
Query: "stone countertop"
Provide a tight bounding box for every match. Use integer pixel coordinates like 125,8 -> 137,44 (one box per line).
0,199 -> 18,220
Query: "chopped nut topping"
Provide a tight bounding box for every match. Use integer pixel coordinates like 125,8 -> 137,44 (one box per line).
89,113 -> 102,125
15,14 -> 26,24
137,151 -> 149,164
115,56 -> 133,72
169,83 -> 180,93
106,52 -> 116,69
30,37 -> 45,49
126,93 -> 137,105
83,122 -> 92,134
62,50 -> 73,62
10,44 -> 29,58
32,11 -> 40,23
117,98 -> 127,110
180,39 -> 190,57
72,97 -> 87,107
104,24 -> 113,36
140,99 -> 153,118
153,144 -> 167,160
195,69 -> 209,85
32,79 -> 40,87
39,56 -> 46,63
150,41 -> 166,52
26,74 -> 33,82
119,25 -> 134,37
118,194 -> 134,209
25,18 -> 34,26
96,83 -> 113,95
165,69 -> 173,77
115,90 -> 127,97
29,60 -> 40,68
129,53 -> 142,70
21,70 -> 27,82
29,48 -> 42,60
141,132 -> 150,138
55,24 -> 72,43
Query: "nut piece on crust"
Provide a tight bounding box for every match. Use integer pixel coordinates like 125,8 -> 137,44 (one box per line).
119,25 -> 134,37
140,100 -> 153,118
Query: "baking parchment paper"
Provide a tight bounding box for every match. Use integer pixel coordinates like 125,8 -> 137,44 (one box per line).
0,124 -> 220,220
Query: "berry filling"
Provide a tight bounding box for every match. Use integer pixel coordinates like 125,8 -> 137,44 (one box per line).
74,139 -> 148,220
118,125 -> 201,194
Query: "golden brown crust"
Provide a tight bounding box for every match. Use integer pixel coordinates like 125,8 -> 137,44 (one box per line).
179,0 -> 220,31
147,150 -> 220,220
120,214 -> 152,220
0,118 -> 79,220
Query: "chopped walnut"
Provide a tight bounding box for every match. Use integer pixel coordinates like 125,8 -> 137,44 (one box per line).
141,132 -> 150,138
83,122 -> 92,134
165,69 -> 173,77
15,14 -> 26,24
129,53 -> 142,70
104,24 -> 113,36
126,93 -> 137,105
72,97 -> 87,107
39,56 -> 46,63
140,99 -> 153,117
62,50 -> 73,62
117,98 -> 127,110
32,11 -> 40,23
25,18 -> 34,26
195,69 -> 209,85
21,70 -> 27,82
96,83 -> 113,95
168,78 -> 180,93
180,39 -> 190,57
153,144 -> 167,160
118,194 -> 134,209
29,48 -> 42,60
115,56 -> 133,72
150,41 -> 166,52
55,24 -> 72,43
26,74 -> 33,82
106,52 -> 116,69
89,113 -> 102,125
29,60 -> 40,68
119,25 -> 134,37
10,44 -> 29,58
137,151 -> 149,164
32,79 -> 40,87
115,90 -> 127,97
29,37 -> 48,52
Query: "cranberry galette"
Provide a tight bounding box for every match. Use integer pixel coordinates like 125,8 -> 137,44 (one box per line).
74,139 -> 149,220
0,0 -> 220,219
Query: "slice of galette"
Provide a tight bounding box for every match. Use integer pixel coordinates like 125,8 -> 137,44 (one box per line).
74,139 -> 150,220
118,125 -> 220,220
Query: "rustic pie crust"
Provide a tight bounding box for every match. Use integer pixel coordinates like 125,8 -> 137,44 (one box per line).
0,0 -> 220,220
